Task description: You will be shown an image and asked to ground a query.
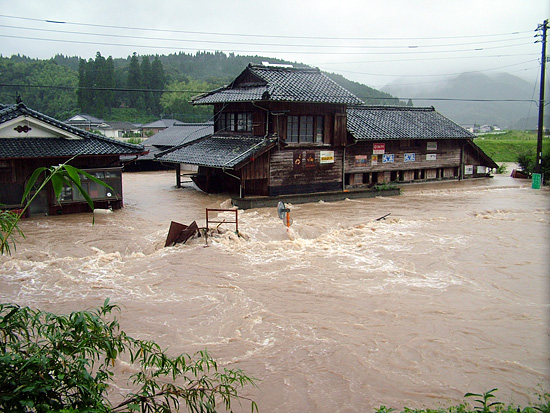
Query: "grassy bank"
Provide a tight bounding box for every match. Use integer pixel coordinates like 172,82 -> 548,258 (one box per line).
474,131 -> 550,162
376,389 -> 549,413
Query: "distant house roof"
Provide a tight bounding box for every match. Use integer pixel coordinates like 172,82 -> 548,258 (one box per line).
138,122 -> 214,161
142,119 -> 182,129
347,106 -> 476,140
155,134 -> 277,169
65,113 -> 105,126
97,121 -> 140,130
144,122 -> 214,148
0,103 -> 144,159
193,64 -> 364,106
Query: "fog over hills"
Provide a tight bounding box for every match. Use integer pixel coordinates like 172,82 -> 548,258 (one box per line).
382,72 -> 547,129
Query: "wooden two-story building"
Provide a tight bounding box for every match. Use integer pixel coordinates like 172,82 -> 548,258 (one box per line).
156,63 -> 497,198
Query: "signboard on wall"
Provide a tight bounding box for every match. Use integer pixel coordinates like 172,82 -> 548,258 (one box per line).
465,164 -> 474,175
427,142 -> 437,151
477,165 -> 487,174
371,155 -> 378,165
293,151 -> 303,170
426,154 -> 437,161
320,150 -> 335,164
373,143 -> 385,155
404,153 -> 416,162
382,154 -> 394,163
305,152 -> 316,168
355,155 -> 368,167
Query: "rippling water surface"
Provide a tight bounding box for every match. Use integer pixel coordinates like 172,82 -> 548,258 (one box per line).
1,171 -> 549,412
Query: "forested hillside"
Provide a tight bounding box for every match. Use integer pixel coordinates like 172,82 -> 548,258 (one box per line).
0,51 -> 399,123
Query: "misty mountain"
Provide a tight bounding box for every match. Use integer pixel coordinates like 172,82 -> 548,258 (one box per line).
383,72 -> 546,129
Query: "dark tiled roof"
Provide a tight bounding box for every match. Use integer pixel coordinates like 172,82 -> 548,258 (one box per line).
156,134 -> 277,169
97,121 -> 140,130
142,119 -> 181,128
193,64 -> 364,106
65,113 -> 105,124
0,103 -> 144,158
143,122 -> 214,147
347,106 -> 476,140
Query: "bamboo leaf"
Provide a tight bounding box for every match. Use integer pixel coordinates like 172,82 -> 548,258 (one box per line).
21,167 -> 47,202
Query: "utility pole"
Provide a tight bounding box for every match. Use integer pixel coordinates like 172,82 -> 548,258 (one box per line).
535,19 -> 548,175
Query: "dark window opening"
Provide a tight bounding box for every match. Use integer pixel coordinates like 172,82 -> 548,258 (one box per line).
218,112 -> 252,133
287,115 -> 324,143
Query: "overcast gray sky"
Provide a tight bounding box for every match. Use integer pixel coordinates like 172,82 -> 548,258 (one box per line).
0,0 -> 548,89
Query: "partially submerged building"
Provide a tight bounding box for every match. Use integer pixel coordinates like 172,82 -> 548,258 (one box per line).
125,122 -> 213,172
0,102 -> 144,216
155,64 -> 497,199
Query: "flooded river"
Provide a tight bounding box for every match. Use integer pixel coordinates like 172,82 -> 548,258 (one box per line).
1,171 -> 549,412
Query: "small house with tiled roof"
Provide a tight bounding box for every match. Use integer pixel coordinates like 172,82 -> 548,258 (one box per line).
96,121 -> 141,140
65,113 -> 105,130
126,122 -> 213,173
141,118 -> 182,136
156,63 -> 496,199
0,102 -> 144,215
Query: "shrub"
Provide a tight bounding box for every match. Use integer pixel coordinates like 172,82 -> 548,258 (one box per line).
0,300 -> 258,412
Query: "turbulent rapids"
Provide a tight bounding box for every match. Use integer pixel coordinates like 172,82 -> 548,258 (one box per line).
1,171 -> 549,412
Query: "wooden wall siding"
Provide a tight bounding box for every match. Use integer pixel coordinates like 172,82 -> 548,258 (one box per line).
463,144 -> 489,167
268,147 -> 343,195
425,169 -> 438,179
345,140 -> 462,173
240,152 -> 270,180
214,102 -> 347,145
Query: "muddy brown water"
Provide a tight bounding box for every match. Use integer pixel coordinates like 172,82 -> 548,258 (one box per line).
1,171 -> 549,412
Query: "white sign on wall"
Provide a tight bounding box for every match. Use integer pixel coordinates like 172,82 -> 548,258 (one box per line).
404,153 -> 416,162
382,154 -> 394,163
427,142 -> 437,151
373,143 -> 385,155
426,154 -> 437,161
320,150 -> 335,164
465,165 -> 474,175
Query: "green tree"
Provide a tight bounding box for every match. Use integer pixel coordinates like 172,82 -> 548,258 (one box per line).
93,52 -> 108,116
140,55 -> 153,113
151,55 -> 166,116
159,79 -> 216,122
127,52 -> 143,110
0,300 -> 258,412
105,56 -> 116,112
77,58 -> 91,111
0,57 -> 78,119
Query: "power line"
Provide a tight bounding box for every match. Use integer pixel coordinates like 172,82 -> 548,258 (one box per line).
0,83 -> 545,104
313,53 -> 539,66
0,14 -> 534,42
321,59 -> 539,78
0,33 -> 534,56
0,24 -> 535,50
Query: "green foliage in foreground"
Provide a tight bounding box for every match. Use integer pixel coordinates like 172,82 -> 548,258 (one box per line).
0,300 -> 258,412
376,388 -> 550,413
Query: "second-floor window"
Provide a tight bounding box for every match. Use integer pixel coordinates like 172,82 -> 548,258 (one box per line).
218,112 -> 252,133
287,115 -> 324,143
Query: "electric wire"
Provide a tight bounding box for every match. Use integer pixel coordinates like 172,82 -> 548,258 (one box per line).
0,83 -> 545,104
0,14 -> 534,42
0,24 -> 536,50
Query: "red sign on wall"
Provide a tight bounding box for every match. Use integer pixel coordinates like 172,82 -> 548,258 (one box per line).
305,152 -> 316,168
293,151 -> 303,170
373,143 -> 385,155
